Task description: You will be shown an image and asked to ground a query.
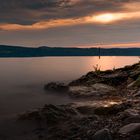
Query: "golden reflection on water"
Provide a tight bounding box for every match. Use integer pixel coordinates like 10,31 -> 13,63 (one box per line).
88,56 -> 139,71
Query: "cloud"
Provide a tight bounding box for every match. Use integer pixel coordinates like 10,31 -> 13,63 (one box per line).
0,0 -> 140,30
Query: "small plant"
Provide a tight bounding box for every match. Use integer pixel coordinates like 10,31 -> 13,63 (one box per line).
93,64 -> 101,74
112,66 -> 116,71
138,56 -> 140,63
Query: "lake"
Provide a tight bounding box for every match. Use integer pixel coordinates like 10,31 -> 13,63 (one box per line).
0,56 -> 139,119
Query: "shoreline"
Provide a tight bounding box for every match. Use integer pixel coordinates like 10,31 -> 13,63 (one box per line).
0,62 -> 140,140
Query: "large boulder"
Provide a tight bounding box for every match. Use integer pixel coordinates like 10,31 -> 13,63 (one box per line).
18,104 -> 78,125
92,128 -> 112,140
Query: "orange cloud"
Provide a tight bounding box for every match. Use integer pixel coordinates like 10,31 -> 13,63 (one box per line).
0,18 -> 87,31
1,10 -> 140,31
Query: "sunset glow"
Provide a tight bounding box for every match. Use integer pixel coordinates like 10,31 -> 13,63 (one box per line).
1,11 -> 140,31
1,0 -> 140,47
91,13 -> 120,23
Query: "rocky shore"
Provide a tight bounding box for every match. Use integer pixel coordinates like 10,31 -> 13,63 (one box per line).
3,63 -> 140,140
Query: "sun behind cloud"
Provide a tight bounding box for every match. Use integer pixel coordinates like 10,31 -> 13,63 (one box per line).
92,13 -> 116,23
1,11 -> 140,31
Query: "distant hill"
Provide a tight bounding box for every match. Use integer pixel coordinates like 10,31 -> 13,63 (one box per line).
0,45 -> 140,57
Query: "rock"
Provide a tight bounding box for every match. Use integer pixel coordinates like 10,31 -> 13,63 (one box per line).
76,105 -> 95,115
69,84 -> 116,98
69,72 -> 99,86
130,68 -> 140,79
19,104 -> 78,125
120,109 -> 140,123
91,83 -> 116,93
44,82 -> 69,92
119,123 -> 140,135
125,115 -> 140,123
133,90 -> 140,97
69,70 -> 128,86
131,76 -> 140,87
127,81 -> 136,88
124,109 -> 140,117
94,102 -> 131,115
127,77 -> 134,85
99,72 -> 128,86
69,86 -> 100,98
127,76 -> 140,88
92,128 -> 112,140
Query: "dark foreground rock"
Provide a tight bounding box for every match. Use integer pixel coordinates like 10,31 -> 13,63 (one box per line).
16,98 -> 139,140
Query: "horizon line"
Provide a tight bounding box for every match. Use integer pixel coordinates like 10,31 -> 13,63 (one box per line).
1,44 -> 140,49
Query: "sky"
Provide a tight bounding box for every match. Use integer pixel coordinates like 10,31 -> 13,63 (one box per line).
0,0 -> 140,48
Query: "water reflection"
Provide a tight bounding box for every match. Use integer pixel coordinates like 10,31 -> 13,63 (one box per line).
0,56 -> 139,118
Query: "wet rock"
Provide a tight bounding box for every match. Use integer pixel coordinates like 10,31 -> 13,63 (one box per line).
44,82 -> 69,92
76,105 -> 95,115
94,102 -> 131,115
69,86 -> 100,98
91,83 -> 116,93
119,123 -> 140,135
69,84 -> 116,98
92,128 -> 112,140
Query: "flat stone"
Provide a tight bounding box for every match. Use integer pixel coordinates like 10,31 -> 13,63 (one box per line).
119,123 -> 140,135
94,102 -> 129,115
124,109 -> 140,117
69,86 -> 100,97
134,90 -> 140,97
91,83 -> 116,93
69,84 -> 116,98
93,128 -> 112,140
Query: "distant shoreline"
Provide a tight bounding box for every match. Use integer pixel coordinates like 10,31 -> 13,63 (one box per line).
0,55 -> 140,58
1,45 -> 140,57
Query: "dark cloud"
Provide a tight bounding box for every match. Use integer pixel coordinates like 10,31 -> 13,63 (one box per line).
0,0 -> 139,25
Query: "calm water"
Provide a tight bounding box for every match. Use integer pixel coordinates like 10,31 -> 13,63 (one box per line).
0,56 -> 139,119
